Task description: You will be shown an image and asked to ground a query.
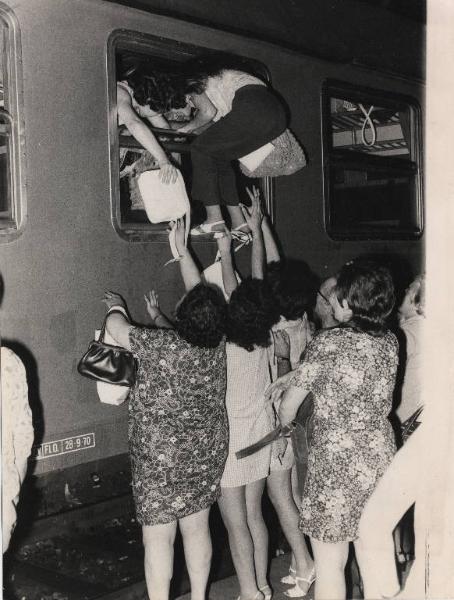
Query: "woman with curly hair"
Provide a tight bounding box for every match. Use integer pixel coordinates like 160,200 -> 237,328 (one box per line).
102,220 -> 228,600
266,259 -> 398,600
165,53 -> 288,236
214,193 -> 280,600
117,67 -> 187,184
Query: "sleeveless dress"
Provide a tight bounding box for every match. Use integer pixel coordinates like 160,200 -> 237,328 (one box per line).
289,327 -> 398,542
221,342 -> 273,487
128,327 -> 229,525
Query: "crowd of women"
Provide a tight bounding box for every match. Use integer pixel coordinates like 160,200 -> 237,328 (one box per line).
102,195 -> 424,600
98,53 -> 428,600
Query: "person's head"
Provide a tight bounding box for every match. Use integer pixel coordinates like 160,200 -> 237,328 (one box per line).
314,276 -> 338,329
226,278 -> 281,352
174,283 -> 227,348
332,260 -> 395,335
266,261 -> 318,322
398,274 -> 425,322
126,68 -> 187,114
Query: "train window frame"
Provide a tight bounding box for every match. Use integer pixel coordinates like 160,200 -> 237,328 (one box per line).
106,29 -> 274,242
321,79 -> 423,241
0,4 -> 26,243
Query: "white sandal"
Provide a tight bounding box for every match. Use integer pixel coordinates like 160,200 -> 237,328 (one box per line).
283,568 -> 316,598
190,220 -> 225,236
259,584 -> 272,600
281,565 -> 296,585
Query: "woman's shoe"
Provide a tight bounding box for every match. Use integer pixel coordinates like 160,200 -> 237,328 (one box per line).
259,584 -> 272,600
190,220 -> 225,236
281,565 -> 297,585
231,223 -> 252,250
283,568 -> 316,598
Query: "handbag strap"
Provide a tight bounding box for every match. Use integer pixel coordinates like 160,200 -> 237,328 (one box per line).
99,306 -> 129,343
236,421 -> 296,459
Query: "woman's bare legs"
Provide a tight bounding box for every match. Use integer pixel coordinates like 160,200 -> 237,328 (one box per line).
218,481 -> 266,600
311,538 -> 349,600
245,478 -> 269,590
227,205 -> 251,231
142,521 -> 178,600
205,205 -> 225,226
179,507 -> 212,600
267,468 -> 314,589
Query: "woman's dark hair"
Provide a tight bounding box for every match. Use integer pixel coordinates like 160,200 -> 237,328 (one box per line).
335,260 -> 395,335
125,68 -> 187,113
226,278 -> 281,352
267,260 -> 318,321
175,283 -> 226,348
177,52 -> 263,97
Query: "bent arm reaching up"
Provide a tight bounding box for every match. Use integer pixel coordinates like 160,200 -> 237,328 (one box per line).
216,230 -> 238,298
173,219 -> 202,292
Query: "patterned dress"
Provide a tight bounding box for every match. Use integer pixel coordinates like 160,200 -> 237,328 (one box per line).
128,327 -> 229,525
289,327 -> 398,542
1,347 -> 34,551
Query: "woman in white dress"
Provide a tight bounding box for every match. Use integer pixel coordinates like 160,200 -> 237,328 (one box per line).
215,194 -> 280,600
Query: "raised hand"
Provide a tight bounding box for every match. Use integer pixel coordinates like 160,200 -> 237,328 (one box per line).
241,186 -> 263,234
144,290 -> 161,321
158,162 -> 179,185
102,291 -> 127,311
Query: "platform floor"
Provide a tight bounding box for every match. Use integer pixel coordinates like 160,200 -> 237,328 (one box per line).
177,554 -> 315,600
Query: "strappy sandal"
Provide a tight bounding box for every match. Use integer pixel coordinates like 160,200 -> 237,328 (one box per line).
231,223 -> 252,250
283,568 -> 316,598
190,220 -> 225,236
259,584 -> 272,600
281,565 -> 296,585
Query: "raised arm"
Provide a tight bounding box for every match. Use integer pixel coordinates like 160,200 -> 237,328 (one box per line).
216,230 -> 238,298
241,188 -> 265,279
103,291 -> 133,350
246,187 -> 281,265
173,218 -> 202,292
117,84 -> 177,184
144,290 -> 173,329
176,92 -> 217,134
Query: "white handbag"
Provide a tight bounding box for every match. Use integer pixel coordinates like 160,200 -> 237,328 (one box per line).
137,169 -> 191,261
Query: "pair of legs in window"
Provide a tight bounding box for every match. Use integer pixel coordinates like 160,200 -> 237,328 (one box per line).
190,85 -> 286,234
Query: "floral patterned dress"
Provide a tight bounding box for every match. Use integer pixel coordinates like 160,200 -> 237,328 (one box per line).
128,327 -> 229,526
289,327 -> 398,542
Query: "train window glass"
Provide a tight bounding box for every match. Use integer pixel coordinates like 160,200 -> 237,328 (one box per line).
0,8 -> 25,240
108,31 -> 272,241
322,81 -> 422,240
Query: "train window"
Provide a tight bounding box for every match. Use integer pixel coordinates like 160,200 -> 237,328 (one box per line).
0,7 -> 25,241
107,30 -> 272,241
322,80 -> 423,240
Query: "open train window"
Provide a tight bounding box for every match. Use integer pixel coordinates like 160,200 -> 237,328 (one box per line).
322,80 -> 423,240
107,30 -> 272,241
0,7 -> 25,241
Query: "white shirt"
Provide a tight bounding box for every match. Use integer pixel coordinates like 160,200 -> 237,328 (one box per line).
204,69 -> 265,122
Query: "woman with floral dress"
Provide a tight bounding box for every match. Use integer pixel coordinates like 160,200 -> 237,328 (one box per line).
267,259 -> 398,600
103,220 -> 228,600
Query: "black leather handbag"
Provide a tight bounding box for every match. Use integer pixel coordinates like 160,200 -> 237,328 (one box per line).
77,311 -> 137,387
